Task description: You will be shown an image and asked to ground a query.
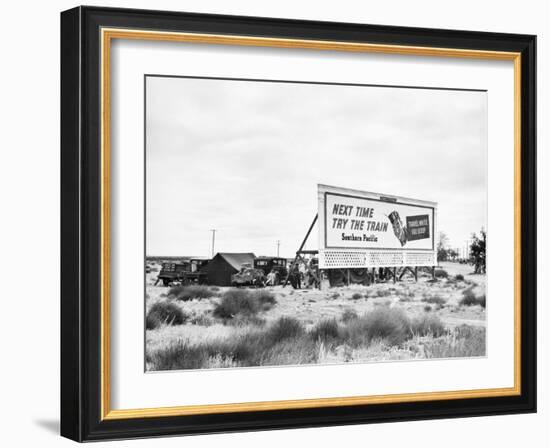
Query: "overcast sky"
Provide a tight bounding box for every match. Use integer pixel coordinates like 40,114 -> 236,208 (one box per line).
146,76 -> 487,258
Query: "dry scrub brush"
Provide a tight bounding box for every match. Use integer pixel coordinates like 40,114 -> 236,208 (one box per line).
168,285 -> 218,301
459,287 -> 486,308
146,301 -> 187,330
147,306 -> 484,370
422,294 -> 447,306
213,289 -> 277,320
310,318 -> 340,342
410,314 -> 446,337
423,325 -> 485,358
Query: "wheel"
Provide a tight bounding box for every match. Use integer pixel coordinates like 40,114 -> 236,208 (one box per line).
328,269 -> 346,287
350,268 -> 370,285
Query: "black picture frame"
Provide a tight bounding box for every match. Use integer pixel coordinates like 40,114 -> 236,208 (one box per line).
61,5 -> 536,442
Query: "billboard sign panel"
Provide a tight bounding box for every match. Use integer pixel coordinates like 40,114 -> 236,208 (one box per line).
406,214 -> 431,241
318,184 -> 437,268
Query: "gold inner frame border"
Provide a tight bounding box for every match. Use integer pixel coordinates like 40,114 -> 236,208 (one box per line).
99,27 -> 522,421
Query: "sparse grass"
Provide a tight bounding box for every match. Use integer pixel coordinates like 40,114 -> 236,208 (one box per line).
213,291 -> 258,319
147,339 -> 210,370
168,285 -> 217,301
423,325 -> 485,358
422,294 -> 447,306
147,322 -> 315,370
146,304 -> 485,370
310,318 -> 340,342
252,290 -> 277,306
189,313 -> 214,326
146,302 -> 187,330
266,317 -> 305,343
148,307 -> 427,370
228,315 -> 267,327
146,265 -> 486,370
376,289 -> 392,297
259,336 -> 319,366
460,288 -> 475,304
410,314 -> 445,337
341,308 -> 358,322
342,308 -> 411,347
212,289 -> 277,320
460,288 -> 486,308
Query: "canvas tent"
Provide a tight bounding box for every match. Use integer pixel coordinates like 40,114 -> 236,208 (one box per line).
204,252 -> 256,286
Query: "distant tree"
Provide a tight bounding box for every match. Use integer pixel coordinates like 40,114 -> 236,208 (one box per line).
437,232 -> 450,262
447,248 -> 458,261
470,228 -> 486,274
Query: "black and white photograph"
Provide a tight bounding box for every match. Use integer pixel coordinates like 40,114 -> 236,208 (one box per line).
144,75 -> 488,371
53,4 -> 538,442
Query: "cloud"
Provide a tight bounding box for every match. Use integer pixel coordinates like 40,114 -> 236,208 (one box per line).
146,76 -> 487,256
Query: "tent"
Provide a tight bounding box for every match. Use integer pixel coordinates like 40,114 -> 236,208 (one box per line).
204,252 -> 256,286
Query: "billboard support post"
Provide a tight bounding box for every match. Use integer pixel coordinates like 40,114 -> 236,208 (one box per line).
283,214 -> 319,288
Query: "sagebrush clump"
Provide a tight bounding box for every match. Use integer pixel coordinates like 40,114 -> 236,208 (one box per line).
310,318 -> 340,342
168,285 -> 217,301
460,288 -> 486,308
410,314 -> 446,337
341,308 -> 358,322
342,307 -> 411,347
213,289 -> 277,320
266,316 -> 305,343
146,301 -> 187,330
423,325 -> 485,358
422,294 -> 446,306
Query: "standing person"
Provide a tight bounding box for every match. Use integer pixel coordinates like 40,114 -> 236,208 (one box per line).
273,269 -> 280,286
299,261 -> 307,282
266,269 -> 277,286
307,259 -> 320,289
290,264 -> 301,289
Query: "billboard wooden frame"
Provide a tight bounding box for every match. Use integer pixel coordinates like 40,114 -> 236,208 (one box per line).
317,184 -> 438,270
61,5 -> 536,441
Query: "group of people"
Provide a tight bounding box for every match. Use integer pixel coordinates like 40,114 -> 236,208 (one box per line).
261,258 -> 320,289
287,259 -> 319,289
265,269 -> 281,286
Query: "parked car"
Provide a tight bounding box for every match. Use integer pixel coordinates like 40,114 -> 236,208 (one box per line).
231,263 -> 266,287
254,257 -> 288,285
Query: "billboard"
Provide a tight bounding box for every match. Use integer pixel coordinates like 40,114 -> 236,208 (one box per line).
318,184 -> 437,268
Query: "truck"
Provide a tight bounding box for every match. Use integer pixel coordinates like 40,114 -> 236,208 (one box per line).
155,258 -> 209,286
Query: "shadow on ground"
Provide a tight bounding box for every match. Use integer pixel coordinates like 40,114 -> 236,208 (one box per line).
34,419 -> 59,435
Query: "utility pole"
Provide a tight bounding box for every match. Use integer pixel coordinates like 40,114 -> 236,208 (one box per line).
276,240 -> 280,257
210,229 -> 216,258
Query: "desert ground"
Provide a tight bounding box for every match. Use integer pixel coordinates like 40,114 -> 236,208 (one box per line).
145,261 -> 486,371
